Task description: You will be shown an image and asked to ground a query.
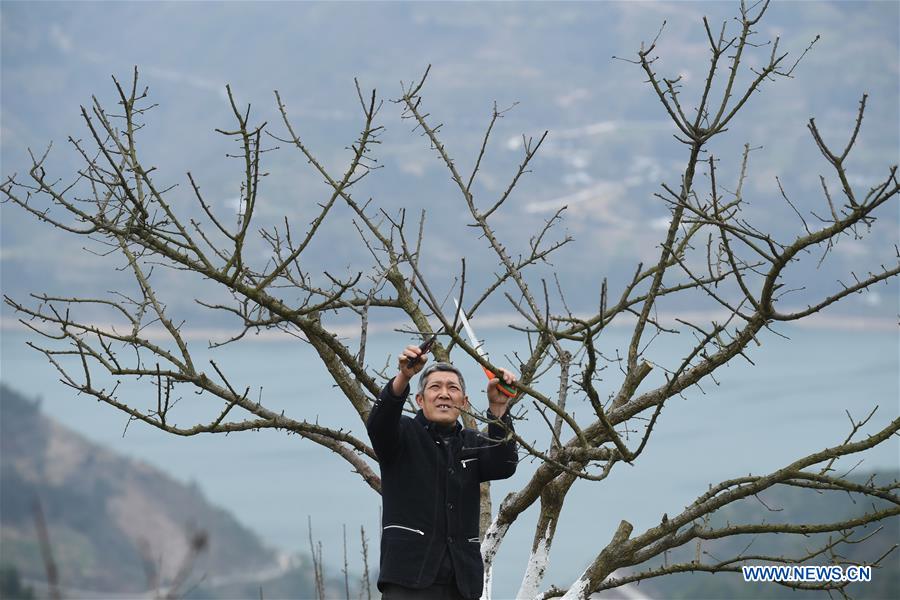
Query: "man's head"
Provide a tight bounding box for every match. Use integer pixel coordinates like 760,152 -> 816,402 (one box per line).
416,362 -> 469,425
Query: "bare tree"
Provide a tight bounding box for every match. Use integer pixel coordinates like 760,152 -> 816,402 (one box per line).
3,2 -> 897,598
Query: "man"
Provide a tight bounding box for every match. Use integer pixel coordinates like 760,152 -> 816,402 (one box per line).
367,344 -> 518,600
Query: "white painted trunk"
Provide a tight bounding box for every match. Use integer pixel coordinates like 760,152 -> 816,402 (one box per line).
482,565 -> 493,600
479,519 -> 510,600
515,531 -> 552,599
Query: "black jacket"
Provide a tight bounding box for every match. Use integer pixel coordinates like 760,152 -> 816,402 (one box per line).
367,379 -> 517,599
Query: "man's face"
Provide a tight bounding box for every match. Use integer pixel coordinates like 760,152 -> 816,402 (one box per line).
416,370 -> 469,426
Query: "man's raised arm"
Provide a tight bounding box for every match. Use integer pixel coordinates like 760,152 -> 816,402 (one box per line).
366,345 -> 427,462
478,368 -> 519,481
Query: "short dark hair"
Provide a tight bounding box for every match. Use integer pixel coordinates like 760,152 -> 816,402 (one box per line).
417,362 -> 467,396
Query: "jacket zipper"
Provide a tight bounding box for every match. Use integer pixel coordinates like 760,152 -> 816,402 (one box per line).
468,537 -> 480,543
383,524 -> 425,536
461,458 -> 479,468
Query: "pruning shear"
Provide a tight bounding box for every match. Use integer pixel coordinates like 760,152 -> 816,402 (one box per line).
453,299 -> 516,398
406,332 -> 438,369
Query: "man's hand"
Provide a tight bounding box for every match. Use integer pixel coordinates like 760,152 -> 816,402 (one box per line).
487,368 -> 516,418
392,345 -> 428,396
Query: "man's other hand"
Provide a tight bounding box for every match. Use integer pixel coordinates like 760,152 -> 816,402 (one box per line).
487,368 -> 516,418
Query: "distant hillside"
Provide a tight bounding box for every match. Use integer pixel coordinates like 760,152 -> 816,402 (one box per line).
2,1 -> 897,327
0,383 -> 327,598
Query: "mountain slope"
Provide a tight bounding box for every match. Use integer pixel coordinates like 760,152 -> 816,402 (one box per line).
0,383 -> 286,595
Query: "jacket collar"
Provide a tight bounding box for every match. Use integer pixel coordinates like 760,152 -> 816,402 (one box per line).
414,410 -> 462,438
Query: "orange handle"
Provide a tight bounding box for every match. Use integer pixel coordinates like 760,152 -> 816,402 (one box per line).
483,367 -> 516,397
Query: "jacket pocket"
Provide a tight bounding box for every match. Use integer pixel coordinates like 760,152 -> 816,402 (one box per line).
383,524 -> 425,536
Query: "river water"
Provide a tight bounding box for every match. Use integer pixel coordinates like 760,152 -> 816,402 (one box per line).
1,321 -> 897,598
